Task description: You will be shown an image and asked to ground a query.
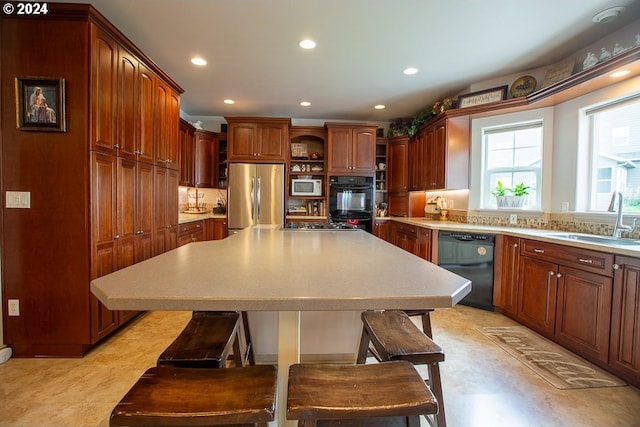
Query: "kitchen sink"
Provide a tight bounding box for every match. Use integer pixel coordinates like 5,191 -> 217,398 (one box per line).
541,232 -> 640,246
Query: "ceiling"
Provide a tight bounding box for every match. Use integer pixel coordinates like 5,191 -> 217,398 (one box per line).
51,0 -> 640,122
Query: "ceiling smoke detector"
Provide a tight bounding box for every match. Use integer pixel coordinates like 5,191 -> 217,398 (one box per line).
592,7 -> 625,24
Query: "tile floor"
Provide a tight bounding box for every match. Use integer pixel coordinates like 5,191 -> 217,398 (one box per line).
0,306 -> 639,427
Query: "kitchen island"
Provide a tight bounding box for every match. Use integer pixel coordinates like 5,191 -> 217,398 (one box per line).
91,225 -> 471,426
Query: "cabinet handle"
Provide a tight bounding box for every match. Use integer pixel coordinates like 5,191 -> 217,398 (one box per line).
549,271 -> 555,276
557,273 -> 563,278
113,144 -> 119,149
513,243 -> 519,248
533,248 -> 545,253
114,234 -> 120,240
577,258 -> 593,264
613,263 -> 620,270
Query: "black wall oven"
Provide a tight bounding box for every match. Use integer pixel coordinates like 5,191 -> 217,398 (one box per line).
328,176 -> 374,233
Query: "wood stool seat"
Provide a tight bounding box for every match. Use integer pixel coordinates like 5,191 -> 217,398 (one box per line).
403,309 -> 434,338
109,365 -> 277,427
287,361 -> 438,427
357,310 -> 446,427
157,311 -> 254,369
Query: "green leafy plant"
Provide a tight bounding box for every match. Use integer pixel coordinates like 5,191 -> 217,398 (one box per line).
510,182 -> 531,197
491,181 -> 508,197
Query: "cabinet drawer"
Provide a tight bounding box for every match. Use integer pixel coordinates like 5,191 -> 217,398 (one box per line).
394,223 -> 417,236
179,220 -> 204,237
521,239 -> 614,276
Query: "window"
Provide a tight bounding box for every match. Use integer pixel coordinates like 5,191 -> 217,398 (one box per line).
587,95 -> 640,212
482,121 -> 543,209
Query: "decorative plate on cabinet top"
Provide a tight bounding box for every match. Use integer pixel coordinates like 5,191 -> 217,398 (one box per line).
510,75 -> 537,98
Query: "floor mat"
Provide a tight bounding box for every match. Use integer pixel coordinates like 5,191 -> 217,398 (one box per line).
477,326 -> 626,389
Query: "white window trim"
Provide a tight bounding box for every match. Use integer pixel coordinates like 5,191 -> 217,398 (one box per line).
469,107 -> 554,213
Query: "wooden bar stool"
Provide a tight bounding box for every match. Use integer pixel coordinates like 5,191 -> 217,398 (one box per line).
287,360 -> 438,427
403,309 -> 434,338
357,310 -> 446,427
109,365 -> 277,427
157,311 -> 254,369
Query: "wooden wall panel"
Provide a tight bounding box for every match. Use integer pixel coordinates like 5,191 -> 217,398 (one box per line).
1,18 -> 91,355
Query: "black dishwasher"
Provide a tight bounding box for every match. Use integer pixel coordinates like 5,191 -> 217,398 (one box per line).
437,231 -> 495,311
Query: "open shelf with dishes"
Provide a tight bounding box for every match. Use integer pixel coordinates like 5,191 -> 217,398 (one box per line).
286,127 -> 328,222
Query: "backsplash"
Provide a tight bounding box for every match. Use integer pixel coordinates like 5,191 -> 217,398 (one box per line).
178,187 -> 227,212
433,210 -> 639,239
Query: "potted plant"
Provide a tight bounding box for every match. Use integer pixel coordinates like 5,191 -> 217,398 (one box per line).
491,181 -> 509,208
491,181 -> 530,208
508,182 -> 530,208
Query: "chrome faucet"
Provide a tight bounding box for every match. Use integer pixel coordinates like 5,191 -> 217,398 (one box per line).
608,192 -> 636,238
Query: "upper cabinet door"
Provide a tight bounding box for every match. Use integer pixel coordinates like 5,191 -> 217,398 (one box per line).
258,123 -> 287,160
116,49 -> 137,161
136,63 -> 155,164
351,127 -> 376,173
326,124 -> 377,174
90,27 -> 118,155
226,118 -> 289,162
327,127 -> 352,174
228,122 -> 257,160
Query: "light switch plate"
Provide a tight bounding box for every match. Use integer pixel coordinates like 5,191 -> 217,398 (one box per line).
6,191 -> 30,208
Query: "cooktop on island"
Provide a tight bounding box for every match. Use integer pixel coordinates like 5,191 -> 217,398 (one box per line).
284,222 -> 359,230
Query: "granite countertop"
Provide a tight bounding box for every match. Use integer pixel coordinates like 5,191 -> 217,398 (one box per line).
90,225 -> 471,312
391,217 -> 640,257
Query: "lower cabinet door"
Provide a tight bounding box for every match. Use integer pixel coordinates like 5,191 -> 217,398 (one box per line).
555,266 -> 612,364
517,256 -> 558,337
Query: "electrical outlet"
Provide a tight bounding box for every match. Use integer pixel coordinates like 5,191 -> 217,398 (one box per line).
8,299 -> 20,316
509,214 -> 517,225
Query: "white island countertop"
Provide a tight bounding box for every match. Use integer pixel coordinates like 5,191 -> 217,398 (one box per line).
91,225 -> 471,312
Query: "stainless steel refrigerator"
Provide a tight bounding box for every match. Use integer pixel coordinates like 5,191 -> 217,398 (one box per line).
227,163 -> 285,232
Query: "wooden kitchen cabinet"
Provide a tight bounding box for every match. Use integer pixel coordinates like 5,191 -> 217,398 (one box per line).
374,219 -> 391,242
178,220 -> 205,246
610,255 -> 640,387
493,235 -> 520,318
517,239 -> 614,364
178,119 -> 195,186
154,79 -> 180,170
206,218 -> 228,240
194,130 -> 216,187
390,222 -> 431,260
410,115 -> 470,190
226,117 -> 290,162
153,166 -> 179,256
388,136 -> 409,193
326,123 -> 377,174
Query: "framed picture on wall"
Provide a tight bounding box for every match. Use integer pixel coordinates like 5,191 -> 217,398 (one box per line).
457,85 -> 508,109
15,77 -> 66,132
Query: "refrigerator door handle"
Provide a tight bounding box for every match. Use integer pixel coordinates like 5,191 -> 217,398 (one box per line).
251,176 -> 256,221
257,177 -> 262,221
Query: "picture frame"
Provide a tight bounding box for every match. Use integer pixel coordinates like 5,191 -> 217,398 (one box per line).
15,77 -> 66,132
457,85 -> 508,109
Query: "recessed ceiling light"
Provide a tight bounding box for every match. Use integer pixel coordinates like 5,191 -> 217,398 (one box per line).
610,69 -> 630,78
298,39 -> 316,49
374,104 -> 386,110
191,57 -> 207,66
592,7 -> 625,24
223,99 -> 235,105
300,101 -> 311,107
403,67 -> 418,75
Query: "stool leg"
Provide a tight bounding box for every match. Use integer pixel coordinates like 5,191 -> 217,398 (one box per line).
356,326 -> 370,364
232,329 -> 243,367
427,363 -> 446,427
241,311 -> 256,366
421,311 -> 433,339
